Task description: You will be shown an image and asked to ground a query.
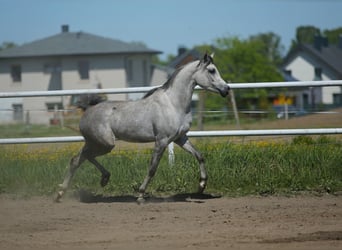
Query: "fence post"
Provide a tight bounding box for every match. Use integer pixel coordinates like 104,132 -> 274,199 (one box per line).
25,110 -> 30,133
284,102 -> 289,120
59,110 -> 64,129
229,89 -> 240,128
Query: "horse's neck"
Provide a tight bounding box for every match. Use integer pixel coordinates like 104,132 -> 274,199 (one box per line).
165,62 -> 198,113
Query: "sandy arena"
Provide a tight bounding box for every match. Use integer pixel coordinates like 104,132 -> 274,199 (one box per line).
0,193 -> 341,250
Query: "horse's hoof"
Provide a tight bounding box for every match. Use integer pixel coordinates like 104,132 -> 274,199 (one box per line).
100,173 -> 110,187
136,194 -> 146,204
198,180 -> 206,193
54,191 -> 63,203
137,197 -> 145,204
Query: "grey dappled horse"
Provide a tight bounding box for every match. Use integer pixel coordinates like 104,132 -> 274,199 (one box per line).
55,53 -> 229,202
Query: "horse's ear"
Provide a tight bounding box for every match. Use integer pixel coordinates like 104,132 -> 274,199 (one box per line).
198,52 -> 212,67
203,52 -> 209,63
197,52 -> 208,67
202,52 -> 213,66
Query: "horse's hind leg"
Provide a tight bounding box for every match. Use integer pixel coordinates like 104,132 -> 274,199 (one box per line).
175,136 -> 207,193
85,128 -> 115,187
55,148 -> 86,202
87,157 -> 111,187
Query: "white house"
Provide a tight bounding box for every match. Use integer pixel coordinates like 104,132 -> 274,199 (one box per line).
282,35 -> 342,110
0,25 -> 163,124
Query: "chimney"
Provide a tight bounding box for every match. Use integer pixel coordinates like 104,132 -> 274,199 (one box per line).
61,25 -> 69,33
322,36 -> 328,47
178,46 -> 187,56
313,35 -> 328,51
314,35 -> 322,51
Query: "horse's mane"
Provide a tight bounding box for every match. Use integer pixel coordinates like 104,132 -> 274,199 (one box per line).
77,94 -> 107,110
142,66 -> 184,99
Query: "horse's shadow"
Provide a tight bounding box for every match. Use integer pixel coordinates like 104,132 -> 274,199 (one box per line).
76,189 -> 221,204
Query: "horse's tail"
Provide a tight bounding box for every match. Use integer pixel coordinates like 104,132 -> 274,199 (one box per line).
77,94 -> 107,111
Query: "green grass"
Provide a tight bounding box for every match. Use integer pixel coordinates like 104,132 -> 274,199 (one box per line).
0,136 -> 341,198
0,124 -> 79,138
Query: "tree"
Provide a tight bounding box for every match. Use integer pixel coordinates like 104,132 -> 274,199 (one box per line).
249,32 -> 284,66
0,41 -> 16,51
290,26 -> 321,50
202,35 -> 283,112
214,36 -> 283,83
291,26 -> 342,49
158,34 -> 285,113
323,27 -> 342,45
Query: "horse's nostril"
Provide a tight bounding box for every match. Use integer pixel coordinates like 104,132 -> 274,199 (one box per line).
219,87 -> 229,97
220,85 -> 230,97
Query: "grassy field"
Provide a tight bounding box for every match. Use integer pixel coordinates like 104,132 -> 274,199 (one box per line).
0,108 -> 341,197
0,124 -> 79,138
0,136 -> 341,197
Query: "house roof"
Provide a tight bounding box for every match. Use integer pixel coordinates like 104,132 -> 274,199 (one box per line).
168,49 -> 201,69
282,70 -> 299,82
283,42 -> 342,78
0,29 -> 161,58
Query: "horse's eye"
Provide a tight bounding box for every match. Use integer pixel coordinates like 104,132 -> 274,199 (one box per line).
208,68 -> 216,74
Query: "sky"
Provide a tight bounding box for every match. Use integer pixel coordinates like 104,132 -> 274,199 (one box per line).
1,0 -> 341,59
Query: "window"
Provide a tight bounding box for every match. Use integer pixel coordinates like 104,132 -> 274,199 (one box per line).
333,93 -> 342,106
314,67 -> 322,80
303,93 -> 309,109
44,62 -> 62,74
142,60 -> 148,85
78,61 -> 89,80
46,102 -> 63,111
11,65 -> 21,82
44,63 -> 52,74
12,104 -> 23,121
126,59 -> 133,82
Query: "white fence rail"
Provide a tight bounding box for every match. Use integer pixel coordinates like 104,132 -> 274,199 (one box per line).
0,80 -> 341,98
0,80 -> 341,146
0,128 -> 341,145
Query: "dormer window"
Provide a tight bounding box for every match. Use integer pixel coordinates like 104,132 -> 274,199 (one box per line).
284,70 -> 292,76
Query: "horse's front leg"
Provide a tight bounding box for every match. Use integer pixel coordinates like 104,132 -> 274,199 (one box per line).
138,139 -> 168,202
175,136 -> 207,193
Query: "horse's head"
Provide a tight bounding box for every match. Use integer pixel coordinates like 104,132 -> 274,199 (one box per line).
193,53 -> 230,97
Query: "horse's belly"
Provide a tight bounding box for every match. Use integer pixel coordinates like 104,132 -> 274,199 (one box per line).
112,125 -> 155,143
110,106 -> 191,143
116,132 -> 155,143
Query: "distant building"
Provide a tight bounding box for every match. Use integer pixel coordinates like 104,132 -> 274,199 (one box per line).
282,35 -> 342,110
168,47 -> 201,69
0,25 -> 161,124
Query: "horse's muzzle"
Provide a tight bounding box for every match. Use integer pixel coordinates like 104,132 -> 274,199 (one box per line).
219,84 -> 230,97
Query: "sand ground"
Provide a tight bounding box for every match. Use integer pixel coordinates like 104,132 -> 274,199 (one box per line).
0,193 -> 341,250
